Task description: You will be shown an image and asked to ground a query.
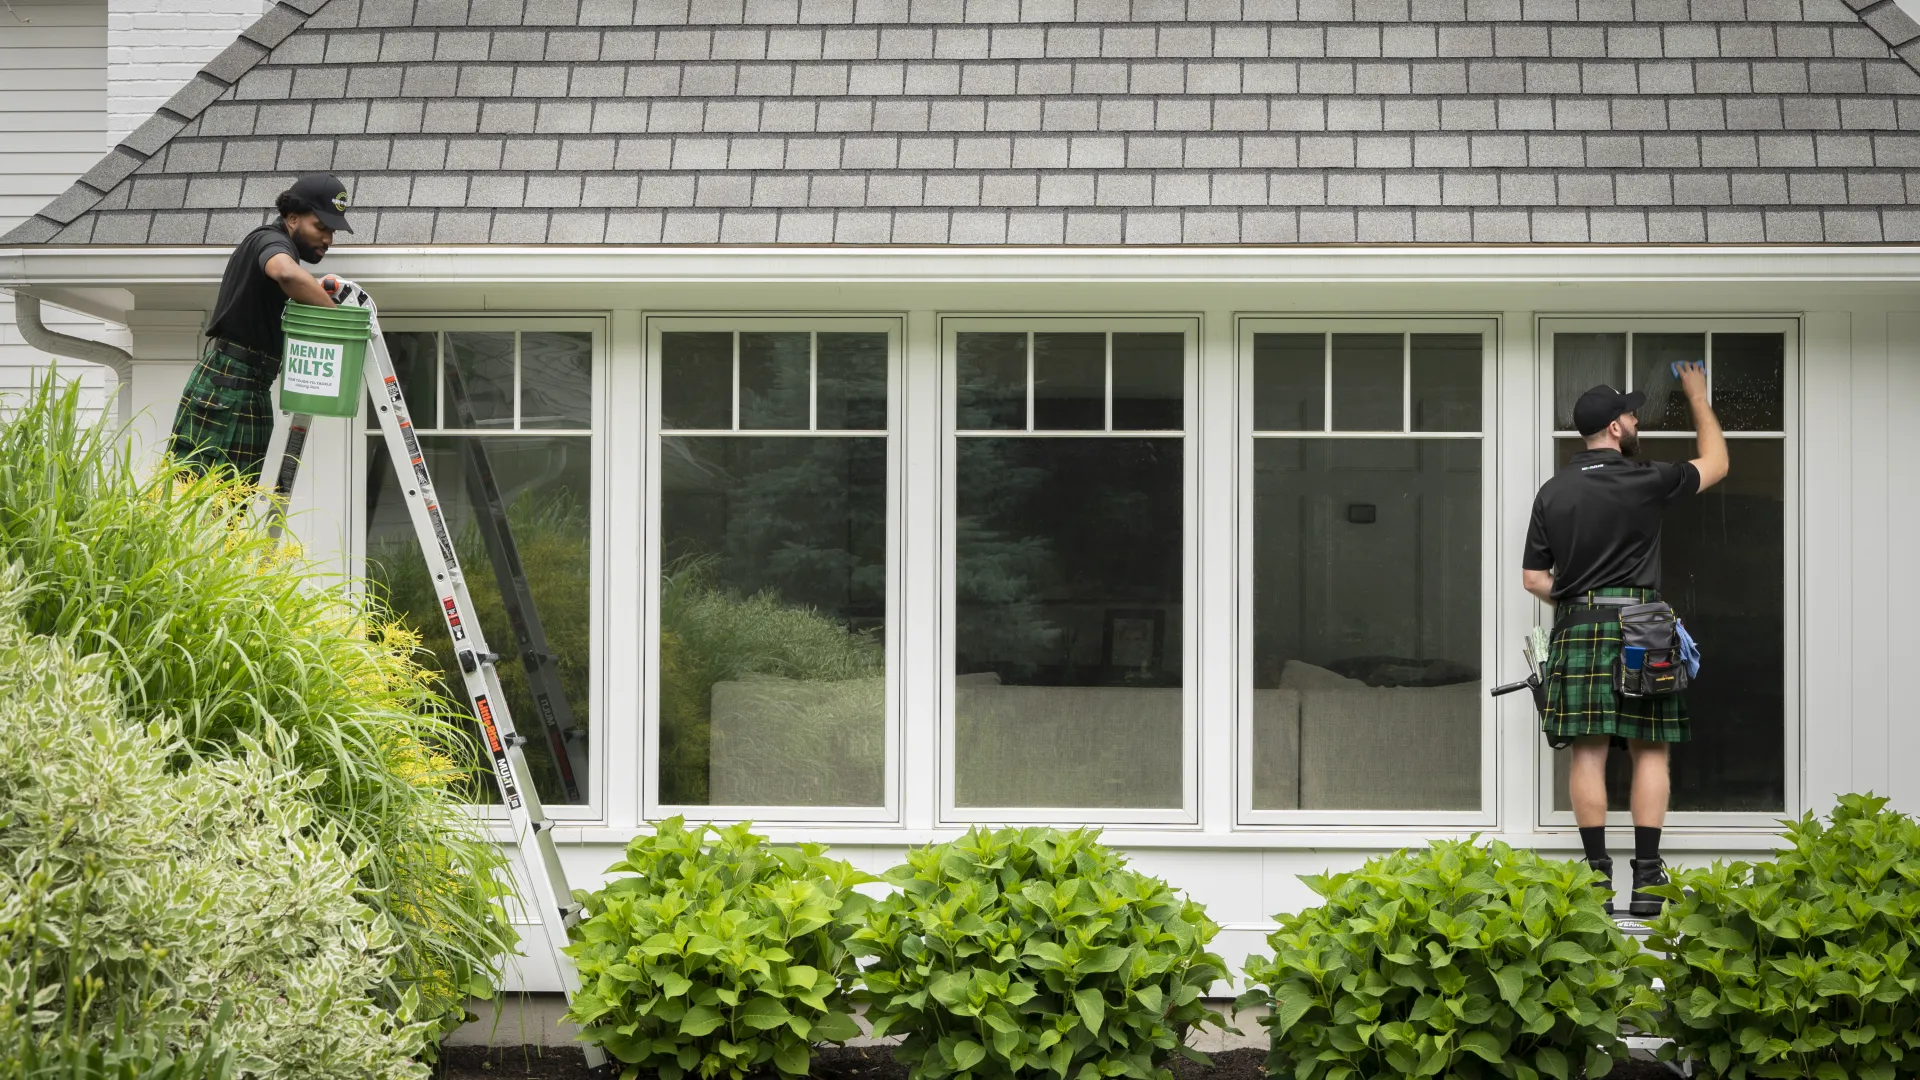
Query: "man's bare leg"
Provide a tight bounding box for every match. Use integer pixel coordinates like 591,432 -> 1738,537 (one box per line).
1568,735 -> 1612,827
1627,738 -> 1670,828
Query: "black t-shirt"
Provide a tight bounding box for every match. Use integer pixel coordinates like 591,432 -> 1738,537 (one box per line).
1523,449 -> 1700,600
204,222 -> 301,359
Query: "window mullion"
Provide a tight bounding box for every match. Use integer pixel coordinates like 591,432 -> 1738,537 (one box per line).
1323,333 -> 1333,432
731,331 -> 742,432
1402,332 -> 1412,433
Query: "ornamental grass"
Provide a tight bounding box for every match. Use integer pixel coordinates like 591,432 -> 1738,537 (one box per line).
0,376 -> 516,1041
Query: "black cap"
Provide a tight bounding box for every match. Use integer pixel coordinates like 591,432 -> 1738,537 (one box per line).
1572,385 -> 1646,437
286,173 -> 353,233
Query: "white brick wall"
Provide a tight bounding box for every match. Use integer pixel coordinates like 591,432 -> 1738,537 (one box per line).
108,0 -> 268,142
1,0 -> 115,411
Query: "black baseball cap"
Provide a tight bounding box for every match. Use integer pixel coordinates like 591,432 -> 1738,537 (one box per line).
286,173 -> 353,233
1573,385 -> 1646,436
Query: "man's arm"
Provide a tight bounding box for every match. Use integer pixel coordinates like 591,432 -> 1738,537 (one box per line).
1523,569 -> 1555,604
264,252 -> 336,308
1677,360 -> 1728,492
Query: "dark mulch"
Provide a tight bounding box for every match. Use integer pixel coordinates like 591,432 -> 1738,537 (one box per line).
434,1044 -> 1682,1080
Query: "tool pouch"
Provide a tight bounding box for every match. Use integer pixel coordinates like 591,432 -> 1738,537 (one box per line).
1614,601 -> 1690,698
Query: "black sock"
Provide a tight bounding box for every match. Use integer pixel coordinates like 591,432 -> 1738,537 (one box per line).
1635,826 -> 1662,862
1580,826 -> 1608,862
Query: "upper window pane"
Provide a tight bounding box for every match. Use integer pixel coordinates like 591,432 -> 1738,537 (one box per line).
1631,333 -> 1706,432
817,332 -> 888,431
957,332 -> 1027,431
445,331 -> 515,428
383,330 -> 438,427
1410,333 -> 1481,433
521,331 -> 592,430
1553,333 -> 1625,431
1253,333 -> 1324,432
1112,333 -> 1184,431
1331,333 -> 1403,432
1032,332 -> 1105,431
739,332 -> 811,431
661,331 -> 733,430
1713,333 -> 1785,431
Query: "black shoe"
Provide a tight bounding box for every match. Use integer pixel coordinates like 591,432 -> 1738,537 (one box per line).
1629,857 -> 1667,918
1586,856 -> 1616,916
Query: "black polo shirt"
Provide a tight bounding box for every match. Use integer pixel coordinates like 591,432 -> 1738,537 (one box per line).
203,222 -> 301,359
1523,449 -> 1700,601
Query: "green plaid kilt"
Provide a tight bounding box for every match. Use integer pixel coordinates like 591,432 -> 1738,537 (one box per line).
168,338 -> 280,483
1545,586 -> 1689,745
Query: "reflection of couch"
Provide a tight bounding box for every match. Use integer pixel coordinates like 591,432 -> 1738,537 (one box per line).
709,676 -> 885,807
954,682 -> 1182,810
1252,661 -> 1480,811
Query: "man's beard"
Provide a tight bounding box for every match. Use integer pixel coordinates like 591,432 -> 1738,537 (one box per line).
1619,430 -> 1639,458
293,237 -> 325,262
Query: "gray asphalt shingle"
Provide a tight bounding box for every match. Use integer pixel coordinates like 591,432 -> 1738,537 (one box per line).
9,0 -> 1920,244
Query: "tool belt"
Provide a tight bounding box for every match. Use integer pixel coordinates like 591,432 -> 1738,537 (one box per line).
205,338 -> 279,389
1555,593 -> 1690,699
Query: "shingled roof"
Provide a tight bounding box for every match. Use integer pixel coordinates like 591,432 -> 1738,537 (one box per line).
8,0 -> 1920,246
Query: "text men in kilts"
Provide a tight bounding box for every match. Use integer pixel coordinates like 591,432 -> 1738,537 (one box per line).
168,173 -> 354,482
1521,366 -> 1728,917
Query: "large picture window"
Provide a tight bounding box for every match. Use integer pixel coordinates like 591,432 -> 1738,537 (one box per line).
363,321 -> 598,810
648,319 -> 896,818
944,319 -> 1195,821
1544,321 -> 1796,819
1239,320 -> 1494,822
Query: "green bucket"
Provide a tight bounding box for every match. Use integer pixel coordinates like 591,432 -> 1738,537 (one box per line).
279,301 -> 371,417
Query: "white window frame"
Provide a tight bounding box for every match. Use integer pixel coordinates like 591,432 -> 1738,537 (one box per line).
351,315 -> 609,823
1234,317 -> 1501,828
939,315 -> 1201,827
1535,316 -> 1802,829
642,315 -> 904,825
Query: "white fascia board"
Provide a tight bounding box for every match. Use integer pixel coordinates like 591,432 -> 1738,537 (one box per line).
8,245 -> 1920,287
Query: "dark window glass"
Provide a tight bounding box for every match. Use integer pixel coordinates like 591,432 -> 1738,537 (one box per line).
444,331 -> 515,428
521,331 -> 592,430
659,436 -> 887,807
957,331 -> 1027,431
1033,332 -> 1105,430
1112,332 -> 1184,431
1254,333 -> 1324,432
1550,437 -> 1785,813
739,332 -> 811,431
660,331 -> 733,430
817,332 -> 889,431
382,330 -> 438,427
366,434 -> 594,805
1410,333 -> 1481,433
1632,333 -> 1707,432
1331,333 -> 1403,432
1251,439 -> 1482,810
1713,333 -> 1785,432
1553,333 -> 1626,431
954,437 -> 1183,809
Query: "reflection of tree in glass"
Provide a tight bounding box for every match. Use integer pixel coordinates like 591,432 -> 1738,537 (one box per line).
658,559 -> 883,805
954,438 -> 1059,678
369,488 -> 590,805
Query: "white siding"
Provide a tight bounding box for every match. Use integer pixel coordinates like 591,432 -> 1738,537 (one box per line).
0,0 -> 114,409
108,0 -> 268,142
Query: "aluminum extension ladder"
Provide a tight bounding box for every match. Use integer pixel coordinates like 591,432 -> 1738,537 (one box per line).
254,279 -> 610,1077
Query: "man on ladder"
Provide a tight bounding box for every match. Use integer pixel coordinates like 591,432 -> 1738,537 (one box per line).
169,179 -> 611,1075
169,173 -> 351,481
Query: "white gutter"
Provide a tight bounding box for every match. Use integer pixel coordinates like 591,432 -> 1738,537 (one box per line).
10,291 -> 133,381
6,245 -> 1920,286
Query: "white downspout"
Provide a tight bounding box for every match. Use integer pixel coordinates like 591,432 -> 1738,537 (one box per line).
11,291 -> 134,419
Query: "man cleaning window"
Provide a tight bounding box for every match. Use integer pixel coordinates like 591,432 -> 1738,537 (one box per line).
168,173 -> 352,481
1522,363 -> 1728,917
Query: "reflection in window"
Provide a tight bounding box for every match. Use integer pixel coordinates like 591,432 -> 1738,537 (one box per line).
1249,329 -> 1484,811
367,330 -> 596,807
1549,329 -> 1788,813
954,329 -> 1186,810
657,329 -> 890,808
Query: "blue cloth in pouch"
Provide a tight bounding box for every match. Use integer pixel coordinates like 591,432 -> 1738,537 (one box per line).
1677,621 -> 1701,678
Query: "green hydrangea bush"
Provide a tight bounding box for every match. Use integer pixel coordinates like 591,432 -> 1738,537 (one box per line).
852,827 -> 1229,1080
0,570 -> 433,1080
563,817 -> 877,1080
1650,793 -> 1920,1080
1237,839 -> 1658,1080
